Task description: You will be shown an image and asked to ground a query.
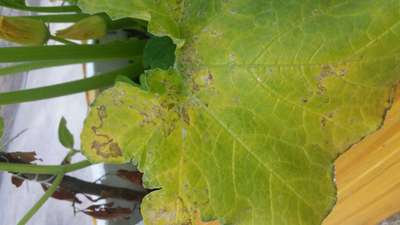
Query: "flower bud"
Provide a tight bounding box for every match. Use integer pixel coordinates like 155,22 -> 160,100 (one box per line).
0,16 -> 50,45
56,15 -> 107,41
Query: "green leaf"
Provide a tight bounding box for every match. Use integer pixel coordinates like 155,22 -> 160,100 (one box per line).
78,0 -> 184,46
58,117 -> 74,149
143,36 -> 176,70
80,1 -> 400,225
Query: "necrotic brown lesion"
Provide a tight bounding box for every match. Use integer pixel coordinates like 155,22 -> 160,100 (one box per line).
89,105 -> 123,159
91,140 -> 122,159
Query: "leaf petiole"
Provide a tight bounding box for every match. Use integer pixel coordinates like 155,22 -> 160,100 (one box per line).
0,59 -> 121,77
0,64 -> 139,105
17,173 -> 65,225
0,39 -> 145,63
13,14 -> 90,23
0,160 -> 92,175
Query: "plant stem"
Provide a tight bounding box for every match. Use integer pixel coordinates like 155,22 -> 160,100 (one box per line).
17,173 -> 65,225
14,14 -> 90,23
20,6 -> 80,13
49,35 -> 78,45
0,65 -> 138,105
62,160 -> 92,173
0,59 -> 131,77
17,14 -> 148,32
0,160 -> 92,175
0,39 -> 145,63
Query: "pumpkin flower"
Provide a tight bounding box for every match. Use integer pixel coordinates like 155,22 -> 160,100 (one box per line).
0,16 -> 50,45
56,15 -> 108,41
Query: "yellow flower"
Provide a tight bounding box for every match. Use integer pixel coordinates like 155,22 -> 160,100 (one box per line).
56,15 -> 107,41
0,16 -> 50,45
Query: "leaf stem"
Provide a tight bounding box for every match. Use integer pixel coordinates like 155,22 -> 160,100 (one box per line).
13,14 -> 90,23
17,173 -> 65,225
0,39 -> 145,63
62,160 -> 92,173
0,65 -> 138,105
0,59 -> 130,77
0,160 -> 92,175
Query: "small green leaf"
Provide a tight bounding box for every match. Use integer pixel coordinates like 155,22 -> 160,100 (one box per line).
58,117 -> 74,149
143,36 -> 176,70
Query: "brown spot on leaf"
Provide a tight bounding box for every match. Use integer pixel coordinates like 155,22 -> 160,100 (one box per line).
91,140 -> 110,152
316,64 -> 349,93
205,72 -> 214,86
181,107 -> 191,125
339,68 -> 348,76
91,140 -> 122,159
109,142 -> 123,157
92,105 -> 112,139
97,105 -> 107,119
321,117 -> 327,127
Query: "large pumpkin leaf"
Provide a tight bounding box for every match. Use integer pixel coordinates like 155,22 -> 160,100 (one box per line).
80,1 -> 400,225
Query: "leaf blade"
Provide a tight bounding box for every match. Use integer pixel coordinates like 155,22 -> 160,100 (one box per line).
80,1 -> 400,225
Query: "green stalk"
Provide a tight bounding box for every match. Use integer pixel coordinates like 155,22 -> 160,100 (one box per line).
13,14 -> 147,32
0,1 -> 81,13
0,160 -> 91,175
14,14 -> 90,23
15,160 -> 92,225
0,61 -> 85,76
0,59 -> 138,77
62,160 -> 92,173
0,65 -> 138,105
0,39 -> 145,63
17,173 -> 65,225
